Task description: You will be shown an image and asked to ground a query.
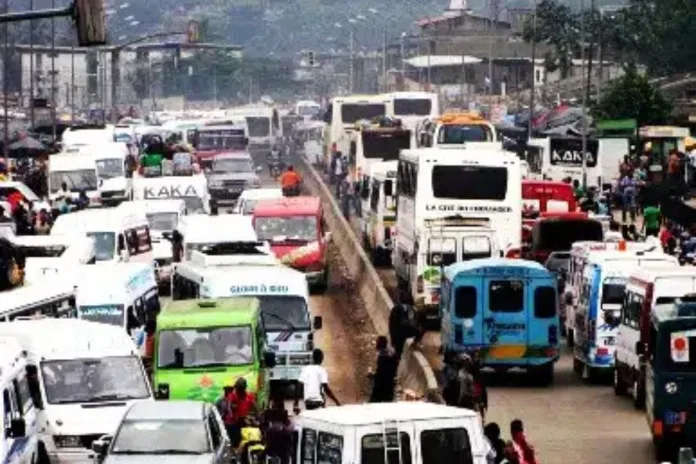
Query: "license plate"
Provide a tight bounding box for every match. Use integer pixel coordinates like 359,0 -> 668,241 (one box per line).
604,337 -> 616,346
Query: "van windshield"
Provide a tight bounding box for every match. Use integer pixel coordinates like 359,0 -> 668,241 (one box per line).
50,169 -> 98,193
79,304 -> 124,326
147,212 -> 178,232
256,295 -> 310,331
96,158 -> 125,179
86,232 -> 116,261
602,277 -> 627,306
41,356 -> 150,404
255,216 -> 318,243
158,326 -> 254,368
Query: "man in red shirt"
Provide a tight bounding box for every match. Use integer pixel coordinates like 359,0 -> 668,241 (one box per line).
218,378 -> 257,448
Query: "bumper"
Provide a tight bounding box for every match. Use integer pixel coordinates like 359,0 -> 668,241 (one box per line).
209,188 -> 243,203
269,365 -> 303,381
49,449 -> 96,464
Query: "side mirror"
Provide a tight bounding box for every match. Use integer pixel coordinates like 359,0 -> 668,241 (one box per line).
263,351 -> 277,368
9,417 -> 26,438
636,341 -> 644,355
313,316 -> 323,330
91,437 -> 111,456
244,137 -> 249,146
384,180 -> 393,197
162,231 -> 173,242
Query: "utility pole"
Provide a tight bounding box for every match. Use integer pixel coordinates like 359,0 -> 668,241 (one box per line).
70,45 -> 75,120
488,0 -> 499,95
528,0 -> 537,140
349,28 -> 354,93
382,30 -> 387,92
51,0 -> 56,140
29,0 -> 34,128
3,0 -> 8,164
580,0 -> 588,189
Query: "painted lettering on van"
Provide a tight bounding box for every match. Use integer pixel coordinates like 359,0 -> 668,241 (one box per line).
229,284 -> 289,294
143,185 -> 199,198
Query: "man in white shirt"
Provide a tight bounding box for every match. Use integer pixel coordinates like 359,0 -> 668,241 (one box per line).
295,349 -> 341,411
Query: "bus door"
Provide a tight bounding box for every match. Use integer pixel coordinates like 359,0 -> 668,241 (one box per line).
482,276 -> 529,361
525,276 -> 559,359
449,276 -> 484,350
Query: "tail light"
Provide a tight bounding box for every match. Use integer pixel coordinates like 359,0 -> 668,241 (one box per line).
596,347 -> 610,357
548,325 -> 558,345
506,248 -> 521,259
416,276 -> 424,293
653,420 -> 663,437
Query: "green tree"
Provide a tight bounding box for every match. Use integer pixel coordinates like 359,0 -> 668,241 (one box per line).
620,0 -> 696,74
593,65 -> 672,125
522,0 -> 580,79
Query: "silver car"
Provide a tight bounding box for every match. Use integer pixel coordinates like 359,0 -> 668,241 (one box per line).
92,400 -> 232,464
206,152 -> 263,205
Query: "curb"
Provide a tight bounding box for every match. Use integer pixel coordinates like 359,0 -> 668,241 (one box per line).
296,157 -> 442,403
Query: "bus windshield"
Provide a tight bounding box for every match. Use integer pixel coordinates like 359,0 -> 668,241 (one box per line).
246,117 -> 270,137
438,124 -> 494,143
362,130 -> 411,160
340,104 -> 386,124
394,99 -> 432,116
197,129 -> 246,150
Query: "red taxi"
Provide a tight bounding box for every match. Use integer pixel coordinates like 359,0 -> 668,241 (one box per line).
252,196 -> 329,292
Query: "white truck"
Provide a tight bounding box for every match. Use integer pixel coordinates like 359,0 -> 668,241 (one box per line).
359,160 -> 398,264
132,172 -> 209,215
48,153 -> 101,205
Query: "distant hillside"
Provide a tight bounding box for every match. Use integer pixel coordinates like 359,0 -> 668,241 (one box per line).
4,0 -> 629,55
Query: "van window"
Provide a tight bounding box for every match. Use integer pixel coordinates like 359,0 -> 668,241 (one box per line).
317,432 -> 342,464
421,428 -> 473,464
455,286 -> 477,319
489,280 -> 524,313
622,292 -> 643,329
370,181 -> 380,212
13,374 -> 33,413
361,432 -> 412,464
534,286 -> 556,319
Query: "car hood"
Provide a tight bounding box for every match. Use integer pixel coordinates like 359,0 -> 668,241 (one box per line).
49,401 -> 138,436
208,172 -> 259,182
104,453 -> 214,464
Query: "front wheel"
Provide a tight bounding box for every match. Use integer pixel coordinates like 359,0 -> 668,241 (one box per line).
633,377 -> 645,410
613,366 -> 627,396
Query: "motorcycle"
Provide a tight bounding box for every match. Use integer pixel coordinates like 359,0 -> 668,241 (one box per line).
269,160 -> 283,179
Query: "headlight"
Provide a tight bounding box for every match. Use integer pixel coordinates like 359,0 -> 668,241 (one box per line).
208,179 -> 222,187
249,179 -> 261,188
54,435 -> 82,448
665,382 -> 678,394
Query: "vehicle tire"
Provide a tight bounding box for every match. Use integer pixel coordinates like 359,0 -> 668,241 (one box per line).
566,329 -> 575,348
560,323 -> 567,338
613,366 -> 627,396
633,377 -> 645,410
313,268 -> 329,294
582,364 -> 595,383
36,442 -> 50,464
573,357 -> 583,375
535,363 -> 554,386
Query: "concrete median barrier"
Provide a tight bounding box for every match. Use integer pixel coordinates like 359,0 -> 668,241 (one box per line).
296,158 -> 442,403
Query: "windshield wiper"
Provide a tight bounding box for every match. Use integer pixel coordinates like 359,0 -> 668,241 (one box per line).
111,450 -> 152,455
264,312 -> 300,331
146,450 -> 203,455
87,393 -> 133,402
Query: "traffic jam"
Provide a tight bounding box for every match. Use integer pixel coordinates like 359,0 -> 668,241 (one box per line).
0,94 -> 694,464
